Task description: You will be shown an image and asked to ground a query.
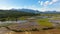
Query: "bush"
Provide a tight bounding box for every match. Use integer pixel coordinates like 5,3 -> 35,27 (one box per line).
42,27 -> 54,30
0,18 -> 6,21
31,28 -> 39,31
11,30 -> 24,32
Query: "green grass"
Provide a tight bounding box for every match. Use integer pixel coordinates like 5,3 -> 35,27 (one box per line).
37,18 -> 53,27
19,17 -> 26,20
52,17 -> 60,20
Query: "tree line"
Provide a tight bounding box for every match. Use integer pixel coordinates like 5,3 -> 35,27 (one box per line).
0,10 -> 39,21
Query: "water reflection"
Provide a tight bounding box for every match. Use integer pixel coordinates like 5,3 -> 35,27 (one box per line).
0,20 -> 28,24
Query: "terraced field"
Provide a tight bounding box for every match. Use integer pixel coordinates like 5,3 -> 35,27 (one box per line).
0,16 -> 60,34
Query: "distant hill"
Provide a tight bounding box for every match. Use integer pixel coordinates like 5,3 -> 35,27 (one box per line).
41,11 -> 60,14
0,9 -> 40,18
19,9 -> 40,14
10,9 -> 40,14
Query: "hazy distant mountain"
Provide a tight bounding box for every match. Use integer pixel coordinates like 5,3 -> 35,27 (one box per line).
17,9 -> 40,14
10,8 -> 60,14
42,11 -> 60,14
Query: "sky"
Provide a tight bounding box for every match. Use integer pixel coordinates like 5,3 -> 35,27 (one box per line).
0,0 -> 60,11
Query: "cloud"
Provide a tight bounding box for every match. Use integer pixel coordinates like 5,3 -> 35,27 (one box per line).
44,1 -> 50,6
38,1 -> 44,6
38,1 -> 43,5
49,0 -> 58,5
38,0 -> 59,6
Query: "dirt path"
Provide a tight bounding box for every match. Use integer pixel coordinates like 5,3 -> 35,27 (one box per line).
25,31 -> 31,34
45,31 -> 51,34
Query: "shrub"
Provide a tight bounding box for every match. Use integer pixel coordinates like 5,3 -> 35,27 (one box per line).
31,28 -> 39,31
42,27 -> 54,30
11,30 -> 24,32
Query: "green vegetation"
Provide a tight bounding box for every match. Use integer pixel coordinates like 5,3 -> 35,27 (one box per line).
19,17 -> 26,20
0,9 -> 60,32
31,28 -> 39,31
0,10 -> 39,21
42,27 -> 54,30
37,18 -> 53,27
41,13 -> 60,16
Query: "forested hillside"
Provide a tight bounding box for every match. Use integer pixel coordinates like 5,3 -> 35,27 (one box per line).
0,10 -> 39,21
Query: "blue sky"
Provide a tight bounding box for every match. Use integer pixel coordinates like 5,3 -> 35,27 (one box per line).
0,0 -> 60,11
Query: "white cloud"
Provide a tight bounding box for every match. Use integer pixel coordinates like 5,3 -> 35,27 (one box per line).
38,0 -> 59,6
38,1 -> 43,6
52,0 -> 58,2
49,0 -> 58,5
44,1 -> 50,6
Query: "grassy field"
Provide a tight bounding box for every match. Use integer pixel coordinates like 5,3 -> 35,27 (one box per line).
36,18 -> 53,27
0,16 -> 60,34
